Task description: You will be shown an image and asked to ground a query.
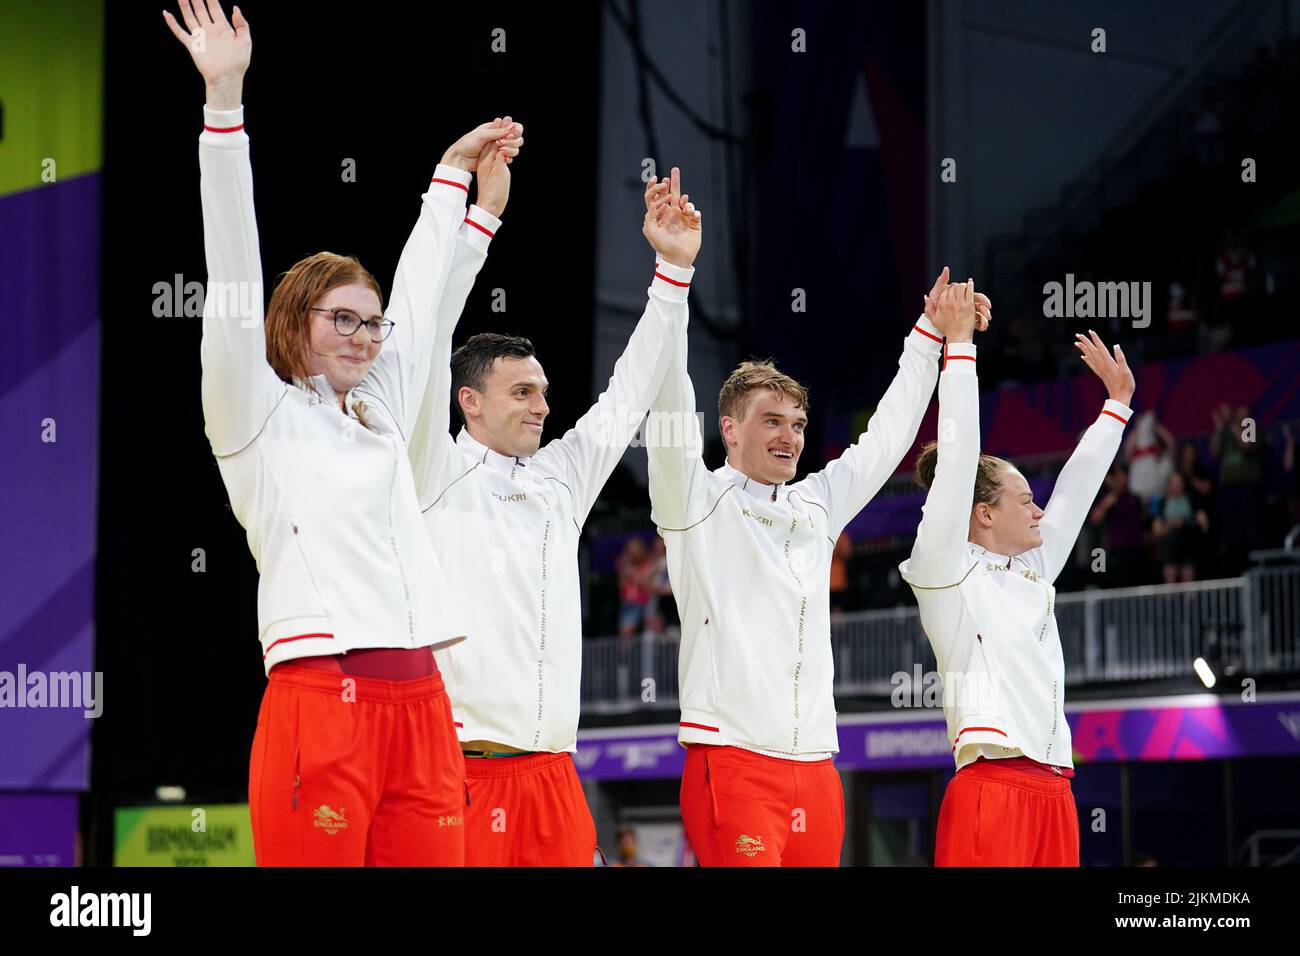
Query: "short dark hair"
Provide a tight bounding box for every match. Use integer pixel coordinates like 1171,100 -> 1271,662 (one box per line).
450,332 -> 537,424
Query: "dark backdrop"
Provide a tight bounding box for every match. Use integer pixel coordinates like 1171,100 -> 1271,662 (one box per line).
91,2 -> 600,864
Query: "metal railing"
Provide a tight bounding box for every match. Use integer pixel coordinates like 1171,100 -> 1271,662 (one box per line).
581,564 -> 1300,713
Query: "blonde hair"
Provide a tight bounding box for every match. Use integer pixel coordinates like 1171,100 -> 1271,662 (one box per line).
265,252 -> 382,430
915,439 -> 1013,507
717,360 -> 809,439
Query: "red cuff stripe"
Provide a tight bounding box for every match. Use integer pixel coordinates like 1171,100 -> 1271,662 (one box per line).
262,633 -> 335,659
942,343 -> 976,371
1101,409 -> 1129,425
204,123 -> 244,133
463,216 -> 495,239
951,726 -> 1006,751
454,721 -> 464,729
913,324 -> 943,344
680,721 -> 719,733
655,270 -> 691,288
430,177 -> 470,193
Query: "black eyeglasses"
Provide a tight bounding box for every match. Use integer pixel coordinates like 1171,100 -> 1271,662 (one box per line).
310,307 -> 395,343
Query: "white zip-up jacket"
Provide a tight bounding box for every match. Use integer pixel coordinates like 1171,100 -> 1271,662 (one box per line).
198,106 -> 497,673
648,317 -> 946,754
898,341 -> 1131,770
412,260 -> 695,753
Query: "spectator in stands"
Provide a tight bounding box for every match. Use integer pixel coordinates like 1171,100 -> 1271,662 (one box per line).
1166,280 -> 1198,336
1284,424 -> 1300,543
644,536 -> 673,638
1210,402 -> 1264,570
1176,442 -> 1215,511
1125,410 -> 1175,502
608,825 -> 650,866
1176,441 -> 1216,571
1089,462 -> 1150,587
830,530 -> 853,616
1150,471 -> 1206,583
616,537 -> 653,641
1214,232 -> 1257,335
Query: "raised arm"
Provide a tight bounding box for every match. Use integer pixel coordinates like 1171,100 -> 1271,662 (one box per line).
533,169 -> 701,528
408,136 -> 514,506
800,271 -> 990,534
902,282 -> 983,587
1023,330 -> 1134,583
354,120 -> 522,442
648,318 -> 709,530
166,1 -> 285,457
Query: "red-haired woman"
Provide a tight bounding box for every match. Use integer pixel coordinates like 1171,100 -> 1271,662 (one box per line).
164,0 -> 522,865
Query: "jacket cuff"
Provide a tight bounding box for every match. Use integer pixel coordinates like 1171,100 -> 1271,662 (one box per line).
429,163 -> 472,196
461,204 -> 501,251
651,258 -> 694,303
201,105 -> 247,146
1099,399 -> 1133,428
941,341 -> 977,374
910,314 -> 945,352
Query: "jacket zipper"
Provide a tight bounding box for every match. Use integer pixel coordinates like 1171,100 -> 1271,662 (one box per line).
782,516 -> 806,751
532,491 -> 553,751
1044,677 -> 1060,763
385,441 -> 415,645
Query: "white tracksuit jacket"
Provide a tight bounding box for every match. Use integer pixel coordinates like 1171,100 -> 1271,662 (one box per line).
410,260 -> 695,753
898,340 -> 1131,770
648,316 -> 947,755
198,105 -> 495,673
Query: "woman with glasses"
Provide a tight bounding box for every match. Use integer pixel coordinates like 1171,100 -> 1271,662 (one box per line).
164,0 -> 522,865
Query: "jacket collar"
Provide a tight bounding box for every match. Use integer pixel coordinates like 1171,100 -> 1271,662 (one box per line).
969,542 -> 1013,567
720,460 -> 785,502
457,428 -> 532,475
301,374 -> 364,418
968,542 -> 1042,579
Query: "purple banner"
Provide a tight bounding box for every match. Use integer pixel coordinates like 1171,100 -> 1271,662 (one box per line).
575,692 -> 1300,780
0,173 -> 101,790
0,792 -> 79,866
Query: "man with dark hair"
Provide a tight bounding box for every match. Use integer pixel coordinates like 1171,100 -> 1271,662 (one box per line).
406,169 -> 703,865
449,333 -> 536,419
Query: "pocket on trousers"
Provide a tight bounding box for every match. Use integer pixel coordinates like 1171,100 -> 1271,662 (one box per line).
703,752 -> 721,828
289,684 -> 303,813
971,781 -> 984,860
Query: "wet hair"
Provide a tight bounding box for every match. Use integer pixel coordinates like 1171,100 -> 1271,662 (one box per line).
264,251 -> 382,429
915,439 -> 1014,508
717,360 -> 809,441
450,332 -> 537,423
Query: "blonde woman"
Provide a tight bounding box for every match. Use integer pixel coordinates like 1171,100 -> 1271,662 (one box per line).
164,0 -> 521,865
902,281 -> 1134,867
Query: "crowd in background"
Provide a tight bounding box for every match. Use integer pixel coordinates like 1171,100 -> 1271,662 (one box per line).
588,38 -> 1300,639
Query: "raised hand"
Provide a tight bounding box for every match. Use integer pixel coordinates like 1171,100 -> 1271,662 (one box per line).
163,0 -> 251,109
642,167 -> 702,268
925,267 -> 991,334
441,117 -> 524,173
474,135 -> 511,218
1074,329 -> 1135,405
933,279 -> 979,344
